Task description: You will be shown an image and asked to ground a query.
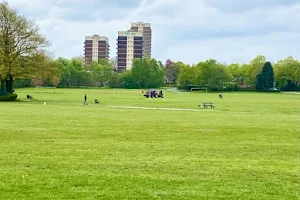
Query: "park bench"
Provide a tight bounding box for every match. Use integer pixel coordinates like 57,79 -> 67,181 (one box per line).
27,94 -> 33,99
94,99 -> 99,104
198,102 -> 214,109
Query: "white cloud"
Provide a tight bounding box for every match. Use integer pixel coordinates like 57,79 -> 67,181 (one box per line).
6,0 -> 300,64
163,31 -> 300,64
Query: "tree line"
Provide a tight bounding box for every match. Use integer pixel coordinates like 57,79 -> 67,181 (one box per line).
166,55 -> 300,91
13,55 -> 300,92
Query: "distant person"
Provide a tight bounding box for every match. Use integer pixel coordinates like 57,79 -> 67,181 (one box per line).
219,93 -> 223,99
84,94 -> 88,105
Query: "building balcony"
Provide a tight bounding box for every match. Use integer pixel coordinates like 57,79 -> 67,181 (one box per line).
98,56 -> 109,59
117,53 -> 127,55
117,55 -> 127,58
133,46 -> 144,50
134,54 -> 143,58
117,47 -> 127,50
101,48 -> 110,51
117,45 -> 127,49
98,51 -> 110,54
117,42 -> 127,45
98,44 -> 110,47
117,36 -> 128,40
134,41 -> 143,44
133,43 -> 144,46
117,62 -> 127,65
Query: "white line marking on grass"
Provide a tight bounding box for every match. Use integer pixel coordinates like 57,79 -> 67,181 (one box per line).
166,88 -> 179,93
105,105 -> 216,112
283,92 -> 300,95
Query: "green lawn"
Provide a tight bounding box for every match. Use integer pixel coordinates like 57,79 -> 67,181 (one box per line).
0,88 -> 299,199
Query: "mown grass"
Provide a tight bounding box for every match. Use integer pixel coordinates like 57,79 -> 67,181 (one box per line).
0,88 -> 299,199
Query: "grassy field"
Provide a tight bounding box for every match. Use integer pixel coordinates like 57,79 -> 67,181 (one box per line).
0,88 -> 299,199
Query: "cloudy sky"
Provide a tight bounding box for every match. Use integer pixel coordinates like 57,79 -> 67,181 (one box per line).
8,0 -> 300,64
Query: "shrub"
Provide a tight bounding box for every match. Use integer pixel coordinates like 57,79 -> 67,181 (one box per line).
0,93 -> 18,101
284,80 -> 297,91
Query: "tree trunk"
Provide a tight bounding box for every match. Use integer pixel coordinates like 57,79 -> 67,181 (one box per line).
6,75 -> 13,93
0,78 -> 7,96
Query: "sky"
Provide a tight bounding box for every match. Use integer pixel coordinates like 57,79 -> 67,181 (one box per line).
8,0 -> 300,65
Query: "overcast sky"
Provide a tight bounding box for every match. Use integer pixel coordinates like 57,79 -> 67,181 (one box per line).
8,0 -> 300,64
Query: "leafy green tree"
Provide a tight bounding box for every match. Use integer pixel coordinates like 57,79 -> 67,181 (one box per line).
165,60 -> 183,84
260,62 -> 274,89
107,72 -> 125,88
227,63 -> 242,81
88,61 -> 103,87
56,57 -> 90,87
178,64 -> 196,87
88,59 -> 113,87
69,58 -> 90,87
56,57 -> 71,87
244,55 -> 266,86
255,74 -> 264,90
284,80 -> 297,91
125,58 -> 164,89
194,59 -> 232,90
0,2 -> 48,95
274,56 -> 300,90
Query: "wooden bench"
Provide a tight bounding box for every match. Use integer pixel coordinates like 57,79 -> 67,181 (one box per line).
94,99 -> 99,104
198,102 -> 214,109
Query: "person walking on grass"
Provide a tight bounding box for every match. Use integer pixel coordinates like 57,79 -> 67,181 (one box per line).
84,94 -> 88,105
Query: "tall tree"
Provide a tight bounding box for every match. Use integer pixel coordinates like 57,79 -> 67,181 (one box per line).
244,55 -> 266,86
107,72 -> 125,88
274,56 -> 300,90
56,57 -> 71,87
125,58 -> 164,88
255,74 -> 264,90
260,61 -> 274,89
88,59 -> 113,87
0,2 -> 48,95
194,59 -> 232,90
68,58 -> 89,87
227,63 -> 241,80
165,60 -> 182,84
178,65 -> 196,87
88,61 -> 103,87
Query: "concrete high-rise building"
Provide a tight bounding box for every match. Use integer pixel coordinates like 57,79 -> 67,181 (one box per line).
116,30 -> 144,71
84,35 -> 109,64
130,22 -> 151,58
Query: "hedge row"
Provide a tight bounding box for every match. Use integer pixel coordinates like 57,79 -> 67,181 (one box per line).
0,93 -> 18,101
